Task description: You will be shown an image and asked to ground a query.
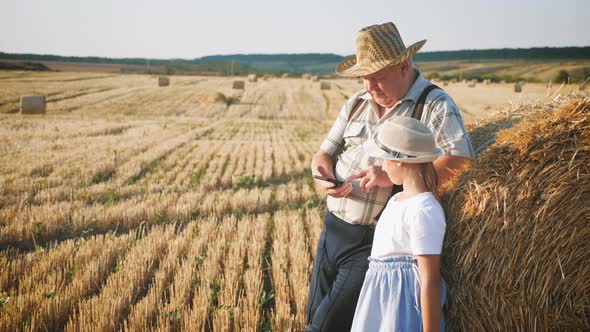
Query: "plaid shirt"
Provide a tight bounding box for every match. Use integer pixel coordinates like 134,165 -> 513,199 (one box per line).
320,70 -> 475,225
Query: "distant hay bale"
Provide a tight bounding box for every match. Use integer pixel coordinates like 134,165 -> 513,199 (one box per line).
232,80 -> 245,89
443,81 -> 449,86
467,81 -> 476,88
302,73 -> 311,80
450,78 -> 457,83
513,83 -> 522,92
158,76 -> 170,87
442,98 -> 590,331
281,73 -> 289,78
20,95 -> 46,114
263,74 -> 272,80
484,79 -> 492,85
248,74 -> 257,82
320,81 -> 331,90
312,75 -> 319,82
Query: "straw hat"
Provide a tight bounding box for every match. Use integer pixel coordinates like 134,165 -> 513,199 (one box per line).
336,22 -> 426,77
363,117 -> 442,163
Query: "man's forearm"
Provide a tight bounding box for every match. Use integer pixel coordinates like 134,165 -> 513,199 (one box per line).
311,151 -> 336,177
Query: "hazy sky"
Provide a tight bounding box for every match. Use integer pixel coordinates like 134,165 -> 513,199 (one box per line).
1,0 -> 588,59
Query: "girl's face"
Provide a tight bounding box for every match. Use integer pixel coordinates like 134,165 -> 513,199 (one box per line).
382,159 -> 404,185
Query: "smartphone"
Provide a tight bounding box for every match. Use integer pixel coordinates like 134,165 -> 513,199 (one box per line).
313,175 -> 344,186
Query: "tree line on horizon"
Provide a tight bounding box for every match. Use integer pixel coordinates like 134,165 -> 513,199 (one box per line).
1,46 -> 589,76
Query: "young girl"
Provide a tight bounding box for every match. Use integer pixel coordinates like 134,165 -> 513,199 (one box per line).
350,116 -> 447,332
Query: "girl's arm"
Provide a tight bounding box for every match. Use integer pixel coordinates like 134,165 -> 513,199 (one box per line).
417,254 -> 442,332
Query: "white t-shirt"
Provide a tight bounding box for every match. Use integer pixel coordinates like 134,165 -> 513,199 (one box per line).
370,191 -> 446,259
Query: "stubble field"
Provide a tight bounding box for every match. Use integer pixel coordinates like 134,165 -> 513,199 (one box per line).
0,70 -> 575,331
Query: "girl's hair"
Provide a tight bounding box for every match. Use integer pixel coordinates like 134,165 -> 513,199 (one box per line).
419,162 -> 439,200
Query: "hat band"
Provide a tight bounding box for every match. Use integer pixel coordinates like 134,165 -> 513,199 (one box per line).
374,136 -> 417,159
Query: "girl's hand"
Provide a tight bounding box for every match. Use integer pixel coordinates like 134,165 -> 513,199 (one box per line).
348,166 -> 392,192
417,255 -> 442,332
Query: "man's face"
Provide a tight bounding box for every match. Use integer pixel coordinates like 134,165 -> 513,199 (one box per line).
361,62 -> 407,108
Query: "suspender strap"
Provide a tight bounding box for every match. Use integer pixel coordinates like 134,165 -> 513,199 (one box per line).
347,96 -> 365,122
411,84 -> 440,121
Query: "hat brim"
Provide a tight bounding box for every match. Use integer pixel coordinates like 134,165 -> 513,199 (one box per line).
363,138 -> 442,163
336,39 -> 427,77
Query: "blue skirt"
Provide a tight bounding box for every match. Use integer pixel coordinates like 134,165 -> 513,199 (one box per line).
351,256 -> 446,332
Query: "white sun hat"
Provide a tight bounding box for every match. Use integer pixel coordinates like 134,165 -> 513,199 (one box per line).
363,117 -> 442,163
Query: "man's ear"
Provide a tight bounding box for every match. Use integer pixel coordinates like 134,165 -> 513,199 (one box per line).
400,60 -> 411,76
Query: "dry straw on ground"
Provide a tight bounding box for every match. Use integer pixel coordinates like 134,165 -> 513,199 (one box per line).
197,92 -> 227,104
320,82 -> 331,90
20,95 -> 46,114
441,96 -> 590,331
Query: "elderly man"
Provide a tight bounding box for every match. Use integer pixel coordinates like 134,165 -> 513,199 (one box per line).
305,22 -> 475,331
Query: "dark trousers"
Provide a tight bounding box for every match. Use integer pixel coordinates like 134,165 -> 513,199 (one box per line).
305,210 -> 375,332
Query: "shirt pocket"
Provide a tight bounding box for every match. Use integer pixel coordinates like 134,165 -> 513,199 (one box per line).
342,122 -> 365,149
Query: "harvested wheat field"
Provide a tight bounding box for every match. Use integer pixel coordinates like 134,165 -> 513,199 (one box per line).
0,70 -> 587,331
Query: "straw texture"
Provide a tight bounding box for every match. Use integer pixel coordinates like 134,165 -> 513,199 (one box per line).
441,97 -> 590,331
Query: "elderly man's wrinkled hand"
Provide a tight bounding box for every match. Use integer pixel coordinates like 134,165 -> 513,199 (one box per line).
348,165 -> 393,192
313,165 -> 354,198
324,181 -> 353,198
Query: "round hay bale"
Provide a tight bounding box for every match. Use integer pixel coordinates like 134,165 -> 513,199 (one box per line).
248,74 -> 257,82
467,81 -> 476,88
513,83 -> 522,92
302,73 -> 311,80
312,75 -> 319,82
320,81 -> 331,90
20,95 -> 46,114
232,80 -> 245,90
442,98 -> 590,331
443,81 -> 449,86
281,73 -> 289,78
158,76 -> 170,87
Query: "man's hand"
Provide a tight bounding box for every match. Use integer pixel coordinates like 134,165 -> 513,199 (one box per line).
348,165 -> 393,192
313,165 -> 353,198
